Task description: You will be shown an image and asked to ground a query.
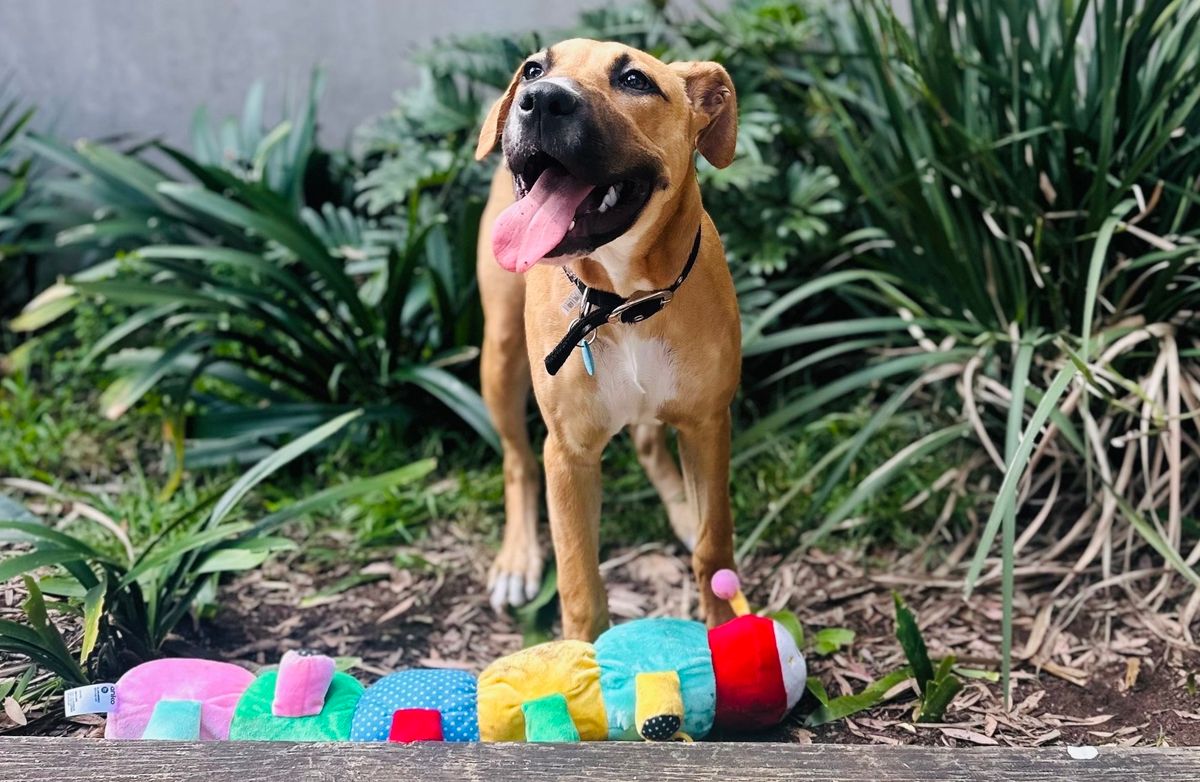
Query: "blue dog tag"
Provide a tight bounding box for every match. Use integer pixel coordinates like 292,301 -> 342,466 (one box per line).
580,340 -> 595,376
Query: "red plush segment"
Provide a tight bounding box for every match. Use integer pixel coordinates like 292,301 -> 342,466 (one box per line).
709,615 -> 787,730
388,708 -> 444,742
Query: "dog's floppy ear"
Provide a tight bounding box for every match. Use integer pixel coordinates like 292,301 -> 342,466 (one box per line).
475,65 -> 523,161
670,61 -> 738,169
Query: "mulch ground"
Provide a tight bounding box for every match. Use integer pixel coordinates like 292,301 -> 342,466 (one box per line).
4,521 -> 1200,746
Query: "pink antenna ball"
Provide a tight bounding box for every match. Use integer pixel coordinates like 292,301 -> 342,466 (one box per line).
712,569 -> 741,601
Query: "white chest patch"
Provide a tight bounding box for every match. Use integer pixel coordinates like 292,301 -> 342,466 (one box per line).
593,332 -> 678,433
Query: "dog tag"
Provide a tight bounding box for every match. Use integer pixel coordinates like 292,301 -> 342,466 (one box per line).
579,340 -> 595,376
561,287 -> 583,315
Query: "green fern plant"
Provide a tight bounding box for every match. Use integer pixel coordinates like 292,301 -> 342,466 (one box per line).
0,411 -> 434,684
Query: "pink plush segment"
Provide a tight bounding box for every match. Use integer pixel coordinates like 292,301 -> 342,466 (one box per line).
272,651 -> 336,717
105,659 -> 255,741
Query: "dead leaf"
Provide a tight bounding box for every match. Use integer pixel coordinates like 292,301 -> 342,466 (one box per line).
940,727 -> 999,745
3,696 -> 27,726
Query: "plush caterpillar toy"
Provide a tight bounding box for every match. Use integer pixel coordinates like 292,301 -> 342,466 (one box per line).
98,571 -> 805,743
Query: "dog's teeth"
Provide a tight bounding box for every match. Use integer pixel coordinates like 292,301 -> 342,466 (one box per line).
569,219 -> 576,230
602,185 -> 619,210
597,202 -> 608,214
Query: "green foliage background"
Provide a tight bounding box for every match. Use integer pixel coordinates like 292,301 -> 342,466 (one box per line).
1,0 -> 1198,709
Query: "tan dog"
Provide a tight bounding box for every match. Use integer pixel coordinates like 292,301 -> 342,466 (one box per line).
474,39 -> 740,641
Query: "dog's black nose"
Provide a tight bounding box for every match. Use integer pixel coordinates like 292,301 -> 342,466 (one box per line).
518,81 -> 579,119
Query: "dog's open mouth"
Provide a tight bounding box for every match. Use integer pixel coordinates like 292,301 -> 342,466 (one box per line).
492,150 -> 655,273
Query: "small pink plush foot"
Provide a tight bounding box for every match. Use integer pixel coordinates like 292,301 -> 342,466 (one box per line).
272,650 -> 335,717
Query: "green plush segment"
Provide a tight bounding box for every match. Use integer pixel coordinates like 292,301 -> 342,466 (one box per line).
229,671 -> 364,742
521,693 -> 580,742
142,699 -> 201,740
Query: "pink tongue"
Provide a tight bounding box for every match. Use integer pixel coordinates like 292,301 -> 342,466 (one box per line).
492,168 -> 594,273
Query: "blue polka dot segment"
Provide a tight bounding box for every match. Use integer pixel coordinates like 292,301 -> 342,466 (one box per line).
350,669 -> 479,742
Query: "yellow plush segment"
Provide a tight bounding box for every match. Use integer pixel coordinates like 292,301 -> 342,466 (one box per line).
477,640 -> 607,742
634,670 -> 683,738
730,591 -> 751,617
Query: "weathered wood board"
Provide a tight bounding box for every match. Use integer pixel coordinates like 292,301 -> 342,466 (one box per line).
2,737 -> 1198,782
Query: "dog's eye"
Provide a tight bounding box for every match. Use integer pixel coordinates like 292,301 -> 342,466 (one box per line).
620,70 -> 652,92
522,61 -> 544,81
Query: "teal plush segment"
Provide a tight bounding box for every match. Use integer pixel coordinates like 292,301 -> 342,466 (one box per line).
595,617 -> 716,740
141,699 -> 201,740
229,671 -> 364,742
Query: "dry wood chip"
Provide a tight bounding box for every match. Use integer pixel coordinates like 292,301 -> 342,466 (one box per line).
844,718 -> 901,745
914,721 -> 984,731
940,727 -> 999,745
1110,635 -> 1151,654
357,662 -> 391,677
1113,722 -> 1149,736
1012,688 -> 1046,716
1172,710 -> 1200,720
1020,602 -> 1054,660
257,580 -> 299,591
955,690 -> 984,710
1122,657 -> 1141,691
360,561 -> 397,577
1041,713 -> 1114,727
66,714 -> 105,727
856,717 -> 902,731
375,595 -> 417,625
416,658 -> 474,670
227,638 -> 282,658
1038,660 -> 1090,686
1030,730 -> 1061,746
269,615 -> 304,636
882,678 -> 917,701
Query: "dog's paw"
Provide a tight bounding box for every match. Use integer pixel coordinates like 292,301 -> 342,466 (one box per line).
487,548 -> 543,610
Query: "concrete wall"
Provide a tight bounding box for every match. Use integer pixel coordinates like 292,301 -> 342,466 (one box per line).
1,0 -> 682,148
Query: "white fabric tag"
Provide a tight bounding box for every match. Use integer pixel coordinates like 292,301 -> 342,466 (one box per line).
560,287 -> 583,315
64,683 -> 116,717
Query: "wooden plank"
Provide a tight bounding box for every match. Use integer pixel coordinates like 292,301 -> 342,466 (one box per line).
2,738 -> 1199,782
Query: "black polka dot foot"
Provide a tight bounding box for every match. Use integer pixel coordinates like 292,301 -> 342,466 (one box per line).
639,714 -> 681,742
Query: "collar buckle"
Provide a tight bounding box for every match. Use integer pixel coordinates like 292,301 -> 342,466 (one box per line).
608,289 -> 674,324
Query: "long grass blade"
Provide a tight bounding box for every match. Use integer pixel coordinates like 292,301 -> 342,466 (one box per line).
964,364 -> 1077,597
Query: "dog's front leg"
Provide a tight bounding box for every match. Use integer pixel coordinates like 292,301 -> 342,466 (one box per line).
543,433 -> 610,641
678,409 -> 738,628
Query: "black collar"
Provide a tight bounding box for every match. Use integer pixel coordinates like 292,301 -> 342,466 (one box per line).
544,225 -> 702,376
